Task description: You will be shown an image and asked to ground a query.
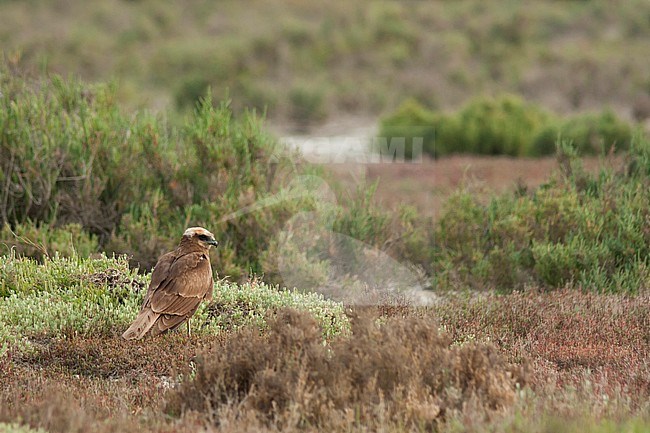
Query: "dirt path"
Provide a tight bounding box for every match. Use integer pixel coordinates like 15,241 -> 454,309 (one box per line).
275,117 -> 378,163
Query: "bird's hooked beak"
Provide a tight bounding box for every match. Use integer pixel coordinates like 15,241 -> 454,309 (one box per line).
207,239 -> 219,247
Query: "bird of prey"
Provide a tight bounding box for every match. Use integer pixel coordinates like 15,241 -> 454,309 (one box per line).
122,227 -> 218,340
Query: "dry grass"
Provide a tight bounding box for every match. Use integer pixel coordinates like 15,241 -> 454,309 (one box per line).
168,309 -> 526,431
1,291 -> 648,432
437,290 -> 650,408
0,333 -> 224,433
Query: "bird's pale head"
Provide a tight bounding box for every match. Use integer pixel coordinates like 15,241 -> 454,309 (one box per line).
182,227 -> 219,249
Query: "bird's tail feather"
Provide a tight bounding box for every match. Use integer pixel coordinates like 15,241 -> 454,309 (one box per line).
122,307 -> 159,340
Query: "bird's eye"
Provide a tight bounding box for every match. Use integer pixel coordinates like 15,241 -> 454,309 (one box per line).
198,234 -> 209,241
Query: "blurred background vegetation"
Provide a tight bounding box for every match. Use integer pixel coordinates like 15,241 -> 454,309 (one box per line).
380,95 -> 636,158
1,0 -> 649,129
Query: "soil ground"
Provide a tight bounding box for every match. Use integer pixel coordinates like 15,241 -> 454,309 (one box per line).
324,154 -> 624,219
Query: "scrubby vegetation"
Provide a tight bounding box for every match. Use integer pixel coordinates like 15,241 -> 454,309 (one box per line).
0,65 -> 420,284
431,141 -> 650,292
380,95 -> 636,157
1,260 -> 648,431
0,253 -> 347,348
0,64 -> 301,278
167,309 -> 527,430
1,0 -> 649,126
2,2 -> 650,429
4,68 -> 650,298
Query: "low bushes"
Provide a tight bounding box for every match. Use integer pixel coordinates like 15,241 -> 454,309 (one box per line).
0,223 -> 98,259
380,95 -> 636,158
531,110 -> 635,156
167,309 -> 526,430
0,253 -> 347,348
1,66 -> 412,282
2,289 -> 649,432
432,140 -> 650,292
4,68 -> 650,295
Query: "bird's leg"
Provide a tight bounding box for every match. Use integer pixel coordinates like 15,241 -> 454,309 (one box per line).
187,318 -> 191,338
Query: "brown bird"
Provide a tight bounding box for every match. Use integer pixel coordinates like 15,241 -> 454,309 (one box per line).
122,227 -> 218,340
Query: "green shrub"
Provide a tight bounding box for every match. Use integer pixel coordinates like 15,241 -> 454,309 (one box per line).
0,252 -> 144,298
0,253 -> 144,343
0,67 -> 317,278
432,138 -> 650,292
379,98 -> 437,157
0,222 -> 98,260
0,72 -> 141,232
381,95 -> 638,158
453,94 -> 551,156
381,95 -> 552,157
532,110 -> 634,156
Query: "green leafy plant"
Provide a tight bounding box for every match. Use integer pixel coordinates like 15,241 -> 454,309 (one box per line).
381,95 -> 638,158
433,138 -> 650,292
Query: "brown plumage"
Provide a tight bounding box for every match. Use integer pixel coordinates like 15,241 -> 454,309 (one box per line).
122,227 -> 218,340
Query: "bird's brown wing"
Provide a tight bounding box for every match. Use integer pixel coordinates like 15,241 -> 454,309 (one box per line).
148,251 -> 213,317
141,251 -> 176,310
